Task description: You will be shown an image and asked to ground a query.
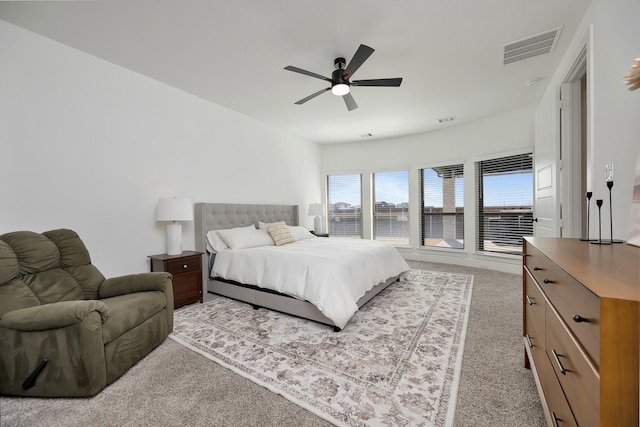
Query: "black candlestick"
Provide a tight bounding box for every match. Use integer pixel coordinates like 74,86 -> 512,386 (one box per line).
591,199 -> 611,245
579,191 -> 596,241
605,181 -> 624,243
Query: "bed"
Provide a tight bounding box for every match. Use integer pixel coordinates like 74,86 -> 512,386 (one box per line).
194,203 -> 409,330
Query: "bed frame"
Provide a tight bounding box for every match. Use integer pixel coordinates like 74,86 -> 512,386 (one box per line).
194,202 -> 399,330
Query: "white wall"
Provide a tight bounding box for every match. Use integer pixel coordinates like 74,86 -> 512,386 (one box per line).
535,0 -> 640,239
321,104 -> 536,274
0,21 -> 321,277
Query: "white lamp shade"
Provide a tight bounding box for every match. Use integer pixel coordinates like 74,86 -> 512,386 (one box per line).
308,203 -> 325,216
156,198 -> 193,222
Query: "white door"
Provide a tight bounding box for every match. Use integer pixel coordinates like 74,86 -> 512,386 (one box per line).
533,96 -> 560,237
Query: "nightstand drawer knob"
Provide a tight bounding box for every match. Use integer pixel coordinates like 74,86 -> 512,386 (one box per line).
183,264 -> 188,269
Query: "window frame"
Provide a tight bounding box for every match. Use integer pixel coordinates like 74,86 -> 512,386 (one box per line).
475,150 -> 534,256
326,173 -> 363,238
372,169 -> 410,246
419,162 -> 465,250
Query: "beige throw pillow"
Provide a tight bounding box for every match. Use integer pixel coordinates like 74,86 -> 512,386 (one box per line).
266,221 -> 296,246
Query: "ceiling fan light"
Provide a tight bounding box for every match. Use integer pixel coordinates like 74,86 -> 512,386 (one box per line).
331,83 -> 350,96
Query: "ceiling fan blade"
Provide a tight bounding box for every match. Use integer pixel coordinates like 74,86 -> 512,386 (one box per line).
343,44 -> 375,79
284,66 -> 332,82
352,78 -> 403,87
294,87 -> 331,105
343,92 -> 358,111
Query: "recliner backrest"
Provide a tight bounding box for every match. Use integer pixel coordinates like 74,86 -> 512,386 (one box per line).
0,229 -> 105,317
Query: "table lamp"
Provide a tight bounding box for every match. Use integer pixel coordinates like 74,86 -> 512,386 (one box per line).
156,197 -> 193,255
308,203 -> 325,234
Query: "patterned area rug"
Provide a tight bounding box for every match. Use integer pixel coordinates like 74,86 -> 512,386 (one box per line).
170,269 -> 473,426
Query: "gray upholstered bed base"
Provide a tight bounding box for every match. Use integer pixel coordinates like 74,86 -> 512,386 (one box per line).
194,202 -> 399,330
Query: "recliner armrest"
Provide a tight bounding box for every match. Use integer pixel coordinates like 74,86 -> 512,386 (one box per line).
98,272 -> 172,299
0,300 -> 110,331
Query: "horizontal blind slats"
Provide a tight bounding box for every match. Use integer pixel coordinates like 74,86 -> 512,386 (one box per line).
421,164 -> 465,250
328,174 -> 362,238
373,171 -> 409,245
476,153 -> 533,255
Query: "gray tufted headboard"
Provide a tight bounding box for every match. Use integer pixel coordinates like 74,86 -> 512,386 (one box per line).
194,203 -> 299,254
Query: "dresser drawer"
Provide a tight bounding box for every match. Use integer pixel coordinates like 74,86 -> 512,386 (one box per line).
538,356 -> 578,427
166,256 -> 201,275
526,244 -> 600,366
524,270 -> 546,336
545,306 -> 599,427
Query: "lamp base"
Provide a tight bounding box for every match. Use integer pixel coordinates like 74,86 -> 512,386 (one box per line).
314,215 -> 323,234
166,222 -> 183,255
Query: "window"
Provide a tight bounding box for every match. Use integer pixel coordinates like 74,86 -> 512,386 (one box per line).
373,170 -> 409,245
327,174 -> 362,238
476,152 -> 533,255
420,164 -> 464,249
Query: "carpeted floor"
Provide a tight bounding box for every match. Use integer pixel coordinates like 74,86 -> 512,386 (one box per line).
0,261 -> 544,427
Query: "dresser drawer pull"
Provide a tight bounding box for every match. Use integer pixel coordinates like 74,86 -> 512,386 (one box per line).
551,412 -> 561,427
525,334 -> 534,348
183,264 -> 188,269
543,278 -> 554,284
533,267 -> 542,271
525,295 -> 535,305
572,314 -> 588,323
551,349 -> 567,375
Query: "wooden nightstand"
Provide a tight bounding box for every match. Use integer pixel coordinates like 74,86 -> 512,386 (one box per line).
311,231 -> 329,237
148,251 -> 203,309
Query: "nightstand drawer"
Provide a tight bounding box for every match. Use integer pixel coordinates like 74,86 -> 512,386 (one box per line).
166,256 -> 200,275
148,251 -> 204,309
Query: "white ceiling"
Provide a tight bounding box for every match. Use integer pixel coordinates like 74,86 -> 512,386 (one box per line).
0,0 -> 591,144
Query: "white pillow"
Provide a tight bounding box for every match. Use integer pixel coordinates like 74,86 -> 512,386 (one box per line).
289,226 -> 315,241
206,230 -> 229,253
217,225 -> 275,250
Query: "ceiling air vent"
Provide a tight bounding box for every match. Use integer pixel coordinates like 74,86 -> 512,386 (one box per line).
438,116 -> 456,124
501,26 -> 563,66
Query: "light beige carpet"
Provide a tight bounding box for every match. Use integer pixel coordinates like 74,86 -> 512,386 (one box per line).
170,269 -> 473,427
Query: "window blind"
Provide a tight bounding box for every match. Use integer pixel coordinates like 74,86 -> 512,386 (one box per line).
327,174 -> 362,238
373,170 -> 409,245
420,164 -> 464,249
476,153 -> 533,255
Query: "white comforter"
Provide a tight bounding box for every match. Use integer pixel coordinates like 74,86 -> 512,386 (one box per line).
211,238 -> 410,328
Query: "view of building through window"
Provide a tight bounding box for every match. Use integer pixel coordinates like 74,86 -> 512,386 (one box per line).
476,153 -> 534,255
421,164 -> 464,249
327,174 -> 362,238
373,171 -> 409,245
327,153 -> 533,255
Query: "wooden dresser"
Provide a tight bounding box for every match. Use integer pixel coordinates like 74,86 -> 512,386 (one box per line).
523,237 -> 639,427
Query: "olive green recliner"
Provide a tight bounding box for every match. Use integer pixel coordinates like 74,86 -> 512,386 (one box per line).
0,229 -> 174,397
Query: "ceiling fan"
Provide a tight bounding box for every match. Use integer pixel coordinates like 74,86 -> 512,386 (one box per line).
284,44 -> 403,111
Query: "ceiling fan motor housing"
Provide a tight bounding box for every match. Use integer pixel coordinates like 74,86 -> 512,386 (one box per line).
332,68 -> 348,86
